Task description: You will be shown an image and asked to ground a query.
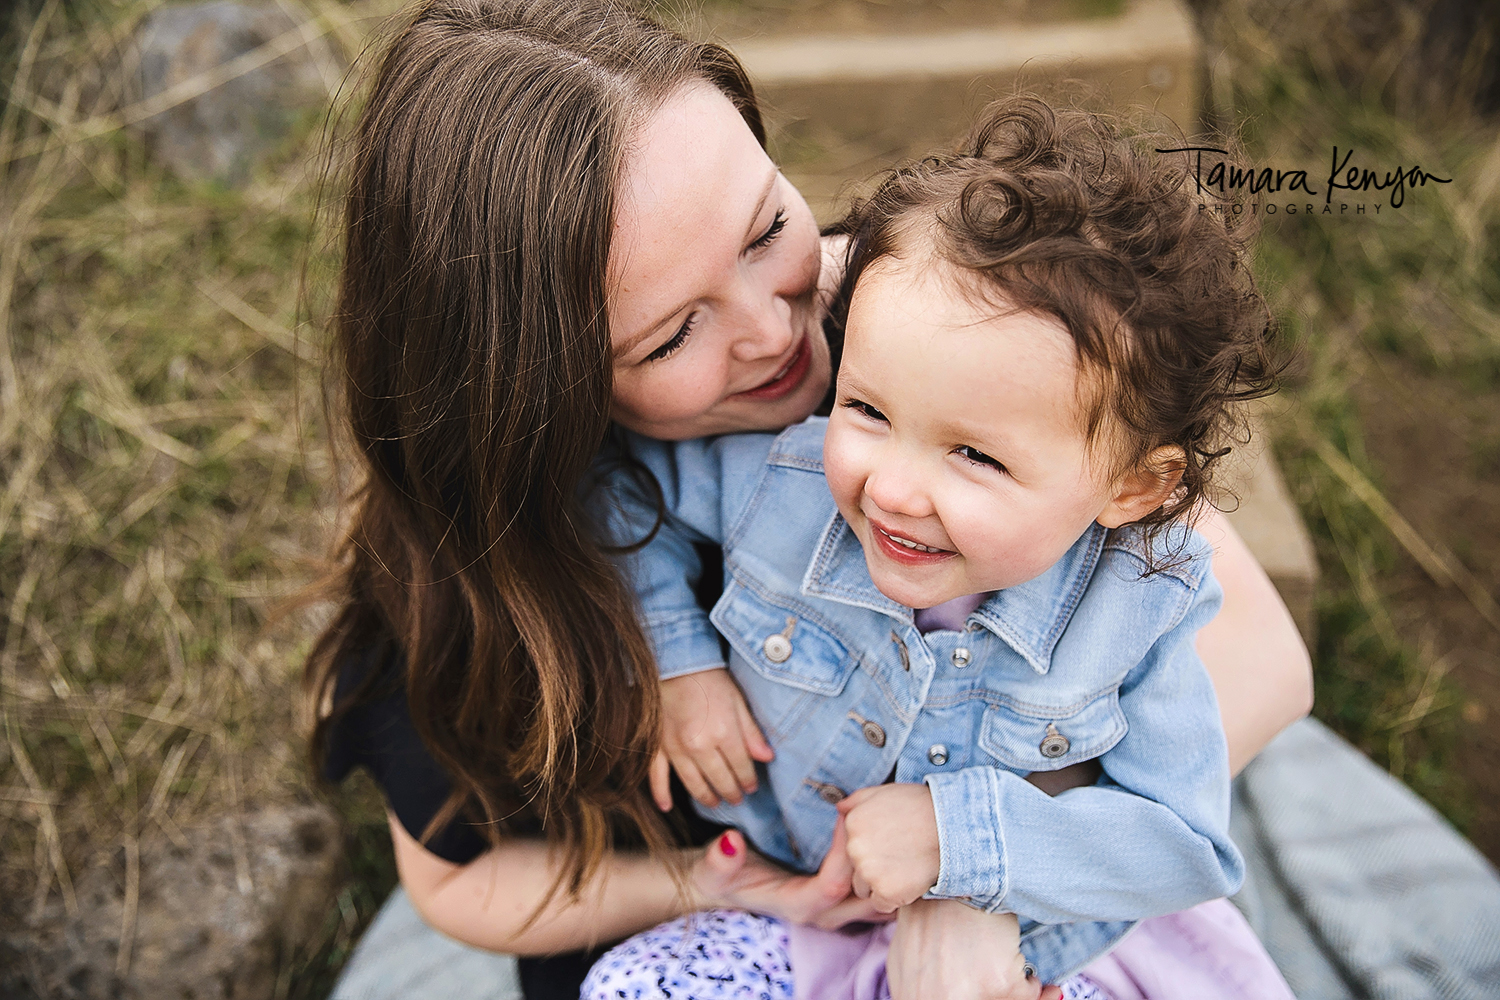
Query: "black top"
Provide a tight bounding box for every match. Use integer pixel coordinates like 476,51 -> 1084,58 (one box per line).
322,544 -> 731,999
324,642 -> 490,862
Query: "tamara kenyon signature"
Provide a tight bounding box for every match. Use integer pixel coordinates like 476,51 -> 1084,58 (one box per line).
1156,146 -> 1453,209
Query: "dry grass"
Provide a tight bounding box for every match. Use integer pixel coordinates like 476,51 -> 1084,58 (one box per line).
1200,0 -> 1500,825
0,0 -> 404,991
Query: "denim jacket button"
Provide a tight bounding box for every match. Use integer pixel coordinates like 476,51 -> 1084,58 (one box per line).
927,744 -> 949,766
816,783 -> 846,804
1039,723 -> 1071,758
762,633 -> 793,663
950,647 -> 972,667
861,720 -> 887,748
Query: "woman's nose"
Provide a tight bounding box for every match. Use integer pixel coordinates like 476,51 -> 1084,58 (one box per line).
728,277 -> 796,362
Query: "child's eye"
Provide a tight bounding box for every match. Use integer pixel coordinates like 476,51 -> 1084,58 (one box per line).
841,398 -> 888,423
747,209 -> 788,252
645,314 -> 695,362
956,445 -> 1007,474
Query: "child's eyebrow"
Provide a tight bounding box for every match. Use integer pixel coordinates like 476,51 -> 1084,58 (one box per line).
936,413 -> 1018,453
833,367 -> 879,401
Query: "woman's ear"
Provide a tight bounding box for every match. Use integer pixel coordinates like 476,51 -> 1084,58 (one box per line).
1096,445 -> 1186,529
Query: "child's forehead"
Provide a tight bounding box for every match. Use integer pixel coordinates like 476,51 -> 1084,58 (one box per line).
845,250 -> 1118,449
851,253 -> 1062,351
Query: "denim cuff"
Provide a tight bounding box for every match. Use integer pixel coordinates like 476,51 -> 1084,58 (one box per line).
924,767 -> 1007,907
646,610 -> 727,681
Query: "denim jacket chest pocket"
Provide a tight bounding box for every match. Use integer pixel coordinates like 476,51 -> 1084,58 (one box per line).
977,688 -> 1128,773
711,577 -> 859,739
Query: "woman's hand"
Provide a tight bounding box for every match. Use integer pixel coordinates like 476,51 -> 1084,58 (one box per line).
651,668 -> 775,811
692,823 -> 893,930
887,899 -> 1064,1000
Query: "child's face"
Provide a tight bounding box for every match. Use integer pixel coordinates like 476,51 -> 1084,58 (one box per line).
824,256 -> 1132,610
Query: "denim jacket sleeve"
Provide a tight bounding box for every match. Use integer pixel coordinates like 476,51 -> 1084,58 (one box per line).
593,429 -> 780,681
923,560 -> 1244,923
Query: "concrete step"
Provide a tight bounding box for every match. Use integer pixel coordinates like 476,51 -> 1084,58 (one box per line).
720,0 -> 1202,222
1221,414 -> 1321,646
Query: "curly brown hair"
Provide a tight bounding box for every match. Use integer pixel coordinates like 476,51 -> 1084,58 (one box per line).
829,96 -> 1286,541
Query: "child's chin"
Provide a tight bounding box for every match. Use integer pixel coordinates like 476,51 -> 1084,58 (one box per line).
867,563 -> 951,611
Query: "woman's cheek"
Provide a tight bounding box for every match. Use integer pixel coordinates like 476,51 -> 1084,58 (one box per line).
615,354 -> 726,430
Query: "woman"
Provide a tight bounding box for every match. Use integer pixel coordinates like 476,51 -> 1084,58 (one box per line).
311,1 -> 1312,996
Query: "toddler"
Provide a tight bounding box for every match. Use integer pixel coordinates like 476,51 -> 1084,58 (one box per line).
586,97 -> 1289,999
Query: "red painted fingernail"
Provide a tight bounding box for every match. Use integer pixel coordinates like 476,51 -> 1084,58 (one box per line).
718,833 -> 737,857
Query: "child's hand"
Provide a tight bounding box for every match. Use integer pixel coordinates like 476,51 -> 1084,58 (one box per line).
887,900 -> 1063,1000
651,668 -> 775,811
837,783 -> 941,913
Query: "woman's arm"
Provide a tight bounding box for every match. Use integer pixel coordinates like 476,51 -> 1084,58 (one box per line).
391,813 -> 693,954
1194,507 -> 1314,775
392,815 -> 887,955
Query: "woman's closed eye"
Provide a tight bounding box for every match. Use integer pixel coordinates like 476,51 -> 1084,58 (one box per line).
747,209 -> 787,252
645,314 -> 696,362
841,398 -> 887,423
956,445 -> 1007,474
642,208 -> 786,364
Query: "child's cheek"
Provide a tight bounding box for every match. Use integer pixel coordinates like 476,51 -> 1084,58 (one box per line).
821,416 -> 865,524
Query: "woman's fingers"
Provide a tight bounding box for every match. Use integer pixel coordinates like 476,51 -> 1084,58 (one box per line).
648,750 -> 674,812
810,892 -> 898,930
811,816 -> 854,897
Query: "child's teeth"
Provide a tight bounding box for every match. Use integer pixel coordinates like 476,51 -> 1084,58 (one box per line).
887,530 -> 940,553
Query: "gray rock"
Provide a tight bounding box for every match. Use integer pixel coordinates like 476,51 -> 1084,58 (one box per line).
18,802 -> 343,999
134,1 -> 330,184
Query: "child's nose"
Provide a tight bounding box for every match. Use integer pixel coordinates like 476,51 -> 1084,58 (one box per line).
864,461 -> 935,520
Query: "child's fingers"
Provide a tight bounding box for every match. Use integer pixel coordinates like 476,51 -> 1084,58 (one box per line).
672,757 -> 721,808
733,696 -> 776,763
649,749 -> 673,812
1039,985 -> 1064,1000
696,750 -> 747,806
851,870 -> 872,900
721,739 -> 760,795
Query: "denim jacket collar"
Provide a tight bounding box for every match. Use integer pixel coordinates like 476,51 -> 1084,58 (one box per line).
801,515 -> 1110,675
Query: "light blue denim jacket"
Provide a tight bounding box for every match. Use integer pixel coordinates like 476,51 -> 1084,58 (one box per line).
599,418 -> 1243,981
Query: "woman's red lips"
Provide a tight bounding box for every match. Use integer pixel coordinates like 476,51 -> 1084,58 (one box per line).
868,519 -> 955,567
733,337 -> 811,401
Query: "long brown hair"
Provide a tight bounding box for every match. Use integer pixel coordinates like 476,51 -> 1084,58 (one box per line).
307,0 -> 764,901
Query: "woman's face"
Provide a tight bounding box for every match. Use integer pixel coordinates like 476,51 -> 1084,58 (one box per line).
609,83 -> 830,440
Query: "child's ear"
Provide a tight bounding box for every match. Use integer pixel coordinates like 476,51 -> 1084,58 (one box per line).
1096,445 -> 1186,529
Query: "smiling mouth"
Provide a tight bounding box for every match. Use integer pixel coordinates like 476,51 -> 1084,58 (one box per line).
733,337 -> 811,401
868,520 -> 956,564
